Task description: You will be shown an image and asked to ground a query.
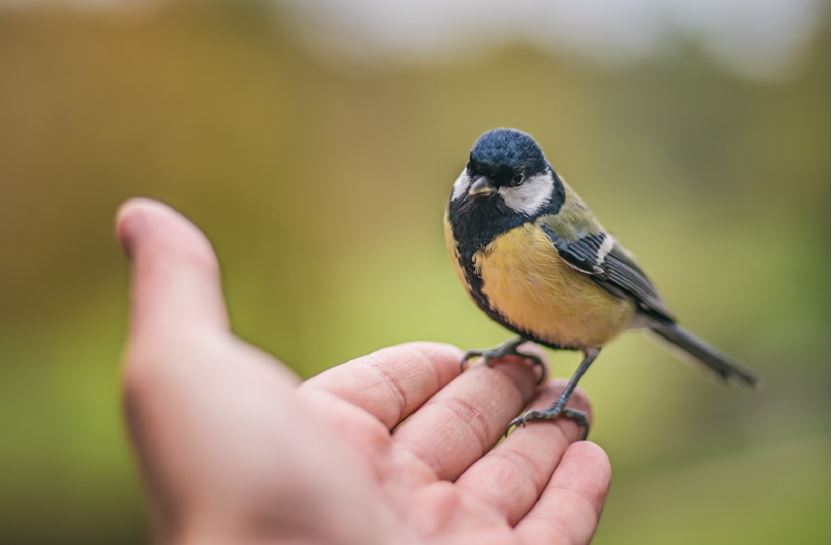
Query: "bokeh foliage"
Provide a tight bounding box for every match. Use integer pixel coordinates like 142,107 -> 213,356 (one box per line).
0,3 -> 828,544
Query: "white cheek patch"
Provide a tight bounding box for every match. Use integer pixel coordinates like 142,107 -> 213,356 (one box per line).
498,171 -> 554,216
451,168 -> 469,201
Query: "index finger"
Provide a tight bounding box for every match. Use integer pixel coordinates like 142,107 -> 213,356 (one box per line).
301,342 -> 463,430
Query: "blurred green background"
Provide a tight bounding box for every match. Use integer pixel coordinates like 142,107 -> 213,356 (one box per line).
0,1 -> 829,544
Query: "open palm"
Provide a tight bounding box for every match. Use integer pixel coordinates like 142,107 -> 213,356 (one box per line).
118,199 -> 611,545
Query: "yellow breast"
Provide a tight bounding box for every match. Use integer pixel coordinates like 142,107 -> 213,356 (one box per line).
475,223 -> 634,347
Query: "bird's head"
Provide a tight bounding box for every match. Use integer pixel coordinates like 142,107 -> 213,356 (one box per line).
450,128 -> 561,220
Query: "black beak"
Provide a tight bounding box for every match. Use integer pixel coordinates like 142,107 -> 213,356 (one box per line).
468,176 -> 496,197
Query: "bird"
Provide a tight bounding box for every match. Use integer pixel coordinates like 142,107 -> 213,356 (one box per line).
443,128 -> 760,438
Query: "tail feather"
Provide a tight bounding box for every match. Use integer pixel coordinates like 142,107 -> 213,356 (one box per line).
649,322 -> 761,388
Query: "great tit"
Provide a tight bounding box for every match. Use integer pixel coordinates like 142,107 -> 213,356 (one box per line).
444,128 -> 760,437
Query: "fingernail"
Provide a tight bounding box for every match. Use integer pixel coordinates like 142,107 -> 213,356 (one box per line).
116,206 -> 143,259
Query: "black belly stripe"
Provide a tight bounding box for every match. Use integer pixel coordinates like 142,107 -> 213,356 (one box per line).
456,244 -> 577,351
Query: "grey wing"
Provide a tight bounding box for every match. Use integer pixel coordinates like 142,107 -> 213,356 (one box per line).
599,243 -> 674,321
542,224 -> 675,322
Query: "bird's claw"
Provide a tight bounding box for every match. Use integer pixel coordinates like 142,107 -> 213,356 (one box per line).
505,407 -> 590,439
460,350 -> 492,372
459,342 -> 547,384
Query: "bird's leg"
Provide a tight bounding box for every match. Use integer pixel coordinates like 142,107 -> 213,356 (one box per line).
461,336 -> 547,384
507,347 -> 601,439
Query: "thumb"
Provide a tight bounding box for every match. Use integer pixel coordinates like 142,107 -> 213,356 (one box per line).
116,198 -> 229,341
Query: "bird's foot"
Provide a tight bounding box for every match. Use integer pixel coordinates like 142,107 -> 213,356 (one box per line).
460,338 -> 546,384
507,406 -> 589,440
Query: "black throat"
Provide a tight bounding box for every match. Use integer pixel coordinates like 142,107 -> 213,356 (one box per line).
448,170 -> 565,261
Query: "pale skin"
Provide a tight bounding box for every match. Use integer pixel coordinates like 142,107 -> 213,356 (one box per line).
117,198 -> 612,545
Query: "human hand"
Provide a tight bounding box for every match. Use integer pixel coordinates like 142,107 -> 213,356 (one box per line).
117,198 -> 611,545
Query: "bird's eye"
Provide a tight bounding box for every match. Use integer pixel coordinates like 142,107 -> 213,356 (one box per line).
511,173 -> 524,186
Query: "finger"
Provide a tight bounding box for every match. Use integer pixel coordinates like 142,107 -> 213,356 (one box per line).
116,198 -> 228,341
300,342 -> 463,430
516,441 -> 611,545
392,346 -> 544,481
455,380 -> 591,525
